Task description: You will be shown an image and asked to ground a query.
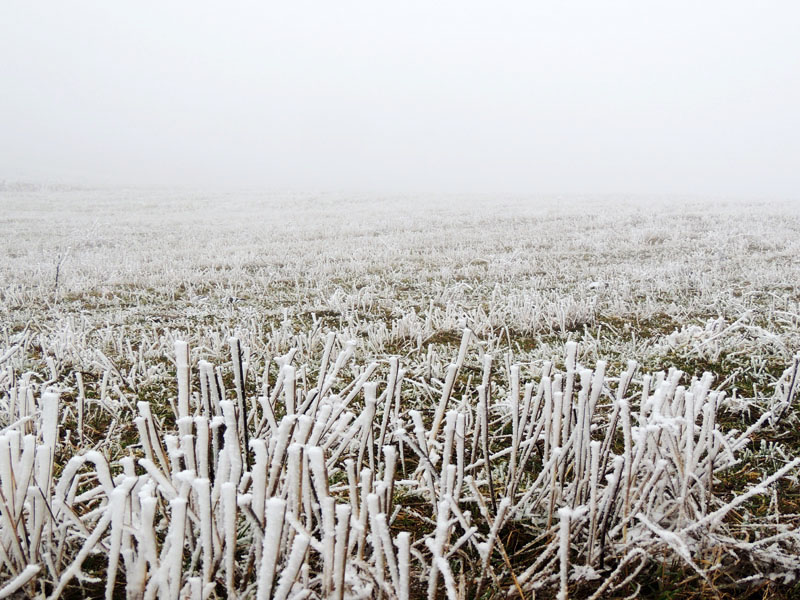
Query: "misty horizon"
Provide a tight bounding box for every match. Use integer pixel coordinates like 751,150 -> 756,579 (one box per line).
2,1 -> 799,199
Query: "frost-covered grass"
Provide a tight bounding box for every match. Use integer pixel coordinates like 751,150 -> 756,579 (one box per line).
1,188 -> 800,599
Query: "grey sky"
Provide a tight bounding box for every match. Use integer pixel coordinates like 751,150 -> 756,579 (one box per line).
2,1 -> 799,197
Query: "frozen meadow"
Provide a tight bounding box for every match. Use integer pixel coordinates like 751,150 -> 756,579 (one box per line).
1,188 -> 800,599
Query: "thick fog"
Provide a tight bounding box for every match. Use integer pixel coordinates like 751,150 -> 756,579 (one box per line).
2,1 -> 799,198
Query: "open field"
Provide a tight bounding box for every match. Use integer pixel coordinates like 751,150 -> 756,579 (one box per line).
2,188 -> 800,599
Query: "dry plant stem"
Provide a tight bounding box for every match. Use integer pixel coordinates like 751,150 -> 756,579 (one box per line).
477,384 -> 497,514
557,506 -> 572,600
0,564 -> 40,599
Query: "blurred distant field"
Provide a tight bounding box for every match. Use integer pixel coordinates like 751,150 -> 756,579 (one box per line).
4,189 -> 799,372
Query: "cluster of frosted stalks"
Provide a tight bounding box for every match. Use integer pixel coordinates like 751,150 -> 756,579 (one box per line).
1,330 -> 799,599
